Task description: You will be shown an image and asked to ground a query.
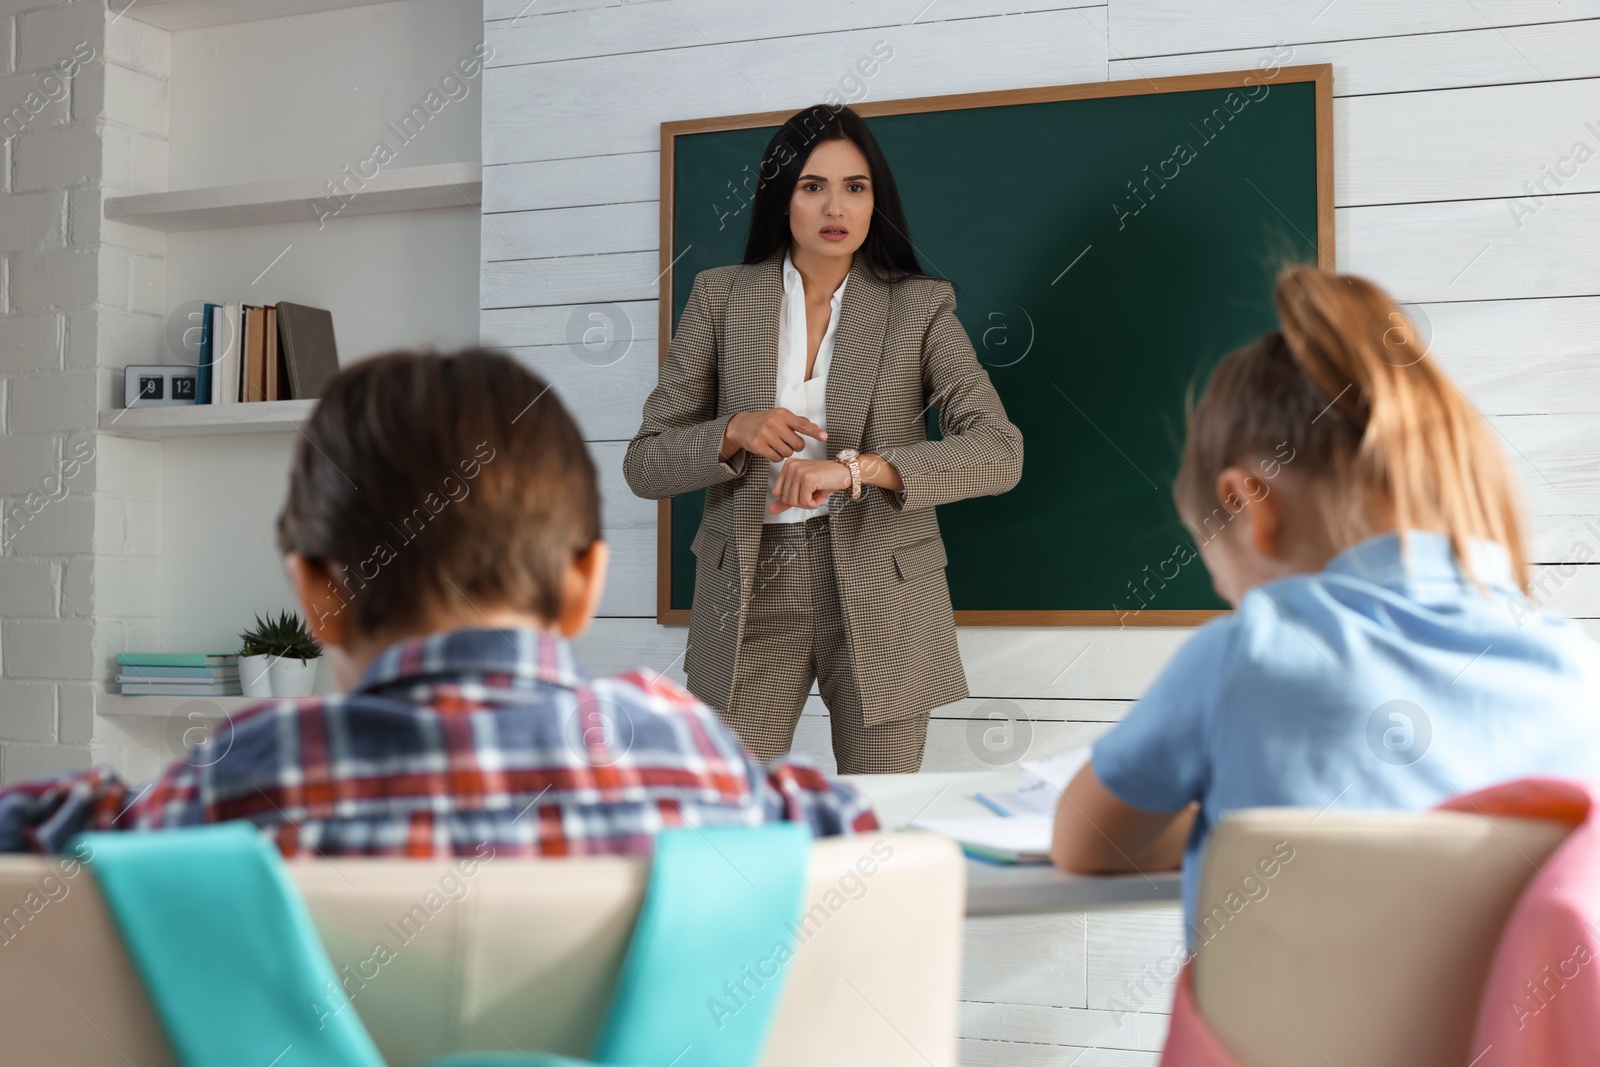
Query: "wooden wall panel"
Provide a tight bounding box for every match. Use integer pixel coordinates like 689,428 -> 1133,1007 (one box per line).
1340,192 -> 1600,303
1110,19 -> 1600,96
482,249 -> 658,309
480,300 -> 656,350
958,999 -> 1168,1051
1085,910 -> 1189,1013
482,9 -> 1107,164
958,1041 -> 1160,1066
483,152 -> 657,213
482,0 -> 620,21
482,201 -> 657,261
1336,80 -> 1600,205
1109,1 -> 1600,58
485,0 -> 1106,67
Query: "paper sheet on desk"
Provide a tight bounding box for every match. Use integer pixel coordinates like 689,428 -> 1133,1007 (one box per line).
909,816 -> 1054,864
975,747 -> 1092,817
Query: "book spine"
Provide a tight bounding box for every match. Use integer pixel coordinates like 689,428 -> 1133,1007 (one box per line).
118,678 -> 241,686
120,688 -> 244,696
196,302 -> 215,405
222,303 -> 241,405
265,304 -> 280,401
210,306 -> 225,404
238,305 -> 250,402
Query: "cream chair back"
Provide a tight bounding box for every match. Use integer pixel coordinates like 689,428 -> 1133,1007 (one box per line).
0,832 -> 963,1067
1194,808 -> 1568,1067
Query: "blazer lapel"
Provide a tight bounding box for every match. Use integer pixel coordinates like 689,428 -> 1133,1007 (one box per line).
724,247 -> 888,453
825,254 -> 888,456
725,249 -> 784,414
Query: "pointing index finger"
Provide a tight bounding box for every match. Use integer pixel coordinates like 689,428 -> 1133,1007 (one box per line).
788,412 -> 827,440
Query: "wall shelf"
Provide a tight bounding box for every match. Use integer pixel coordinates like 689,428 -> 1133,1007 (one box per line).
104,162 -> 482,232
99,398 -> 317,438
109,0 -> 396,31
100,693 -> 265,719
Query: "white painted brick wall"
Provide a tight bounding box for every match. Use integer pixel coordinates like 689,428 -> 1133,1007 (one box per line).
85,0 -> 169,781
12,122 -> 100,189
0,313 -> 62,372
9,366 -> 94,430
2,618 -> 94,680
100,10 -> 162,75
92,555 -> 159,618
0,188 -> 59,252
91,432 -> 158,497
121,492 -> 159,554
101,125 -> 167,197
0,70 -> 72,139
6,494 -> 91,555
0,679 -> 54,741
0,556 -> 53,615
10,246 -> 96,310
0,0 -> 111,784
57,681 -> 90,743
99,62 -> 163,131
14,1 -> 100,72
0,433 -> 53,495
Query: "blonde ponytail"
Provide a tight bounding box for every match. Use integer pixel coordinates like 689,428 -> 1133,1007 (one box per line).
1174,264 -> 1529,595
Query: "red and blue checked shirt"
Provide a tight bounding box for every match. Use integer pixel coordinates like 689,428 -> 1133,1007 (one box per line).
0,627 -> 880,856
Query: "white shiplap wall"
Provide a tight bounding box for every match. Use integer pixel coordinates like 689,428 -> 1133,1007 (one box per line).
479,3 -> 1600,1063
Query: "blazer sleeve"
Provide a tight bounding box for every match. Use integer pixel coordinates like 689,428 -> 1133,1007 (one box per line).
622,271 -> 750,500
880,280 -> 1024,511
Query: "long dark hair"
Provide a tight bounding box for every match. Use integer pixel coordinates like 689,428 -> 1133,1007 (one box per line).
742,104 -> 945,286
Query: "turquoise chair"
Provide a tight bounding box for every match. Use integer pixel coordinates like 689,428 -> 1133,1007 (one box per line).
78,821 -> 811,1067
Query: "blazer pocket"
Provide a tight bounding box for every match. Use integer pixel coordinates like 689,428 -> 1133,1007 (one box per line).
691,525 -> 731,571
893,535 -> 948,581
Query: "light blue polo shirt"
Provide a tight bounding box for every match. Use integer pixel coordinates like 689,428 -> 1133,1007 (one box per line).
1092,530 -> 1600,945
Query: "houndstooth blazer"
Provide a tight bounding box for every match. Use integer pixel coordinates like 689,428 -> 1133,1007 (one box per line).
623,247 -> 1024,727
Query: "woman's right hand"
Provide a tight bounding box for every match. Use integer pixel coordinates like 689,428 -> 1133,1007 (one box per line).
720,408 -> 828,462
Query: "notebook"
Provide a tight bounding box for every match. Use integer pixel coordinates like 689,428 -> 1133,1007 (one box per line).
908,816 -> 1054,864
975,747 -> 1092,817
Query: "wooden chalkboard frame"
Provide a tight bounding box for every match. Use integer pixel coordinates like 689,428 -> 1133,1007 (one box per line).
655,64 -> 1335,626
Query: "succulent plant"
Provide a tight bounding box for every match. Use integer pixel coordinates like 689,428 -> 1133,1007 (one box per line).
238,610 -> 321,662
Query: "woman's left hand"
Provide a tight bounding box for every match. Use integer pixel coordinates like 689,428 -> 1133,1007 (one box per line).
768,458 -> 851,513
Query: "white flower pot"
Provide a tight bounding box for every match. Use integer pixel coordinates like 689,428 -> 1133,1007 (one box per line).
267,655 -> 320,698
238,654 -> 274,698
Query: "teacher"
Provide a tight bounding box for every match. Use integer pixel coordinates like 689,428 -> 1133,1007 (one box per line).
623,103 -> 1023,774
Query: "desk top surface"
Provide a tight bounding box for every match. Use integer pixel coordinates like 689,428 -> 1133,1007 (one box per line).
843,770 -> 1181,916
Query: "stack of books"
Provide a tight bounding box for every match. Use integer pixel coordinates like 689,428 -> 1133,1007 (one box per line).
117,652 -> 242,697
193,301 -> 339,405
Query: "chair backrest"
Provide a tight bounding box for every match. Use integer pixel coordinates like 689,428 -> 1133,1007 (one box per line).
1193,808 -> 1570,1067
0,831 -> 963,1067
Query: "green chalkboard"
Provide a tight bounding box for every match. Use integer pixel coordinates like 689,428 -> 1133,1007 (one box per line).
658,67 -> 1332,624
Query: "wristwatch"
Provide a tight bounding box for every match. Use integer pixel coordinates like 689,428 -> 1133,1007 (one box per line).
836,449 -> 862,500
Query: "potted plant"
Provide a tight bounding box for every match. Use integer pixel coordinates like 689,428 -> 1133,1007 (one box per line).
238,610 -> 322,698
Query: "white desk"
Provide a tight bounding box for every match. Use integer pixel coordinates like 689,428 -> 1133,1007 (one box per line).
844,771 -> 1181,917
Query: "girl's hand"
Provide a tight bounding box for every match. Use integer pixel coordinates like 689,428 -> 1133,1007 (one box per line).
722,408 -> 827,462
768,458 -> 851,513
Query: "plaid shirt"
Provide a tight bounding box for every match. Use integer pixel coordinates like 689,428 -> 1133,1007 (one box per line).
0,627 -> 879,856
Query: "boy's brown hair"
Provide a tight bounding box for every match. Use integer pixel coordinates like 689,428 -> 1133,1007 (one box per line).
276,347 -> 602,634
1174,264 -> 1529,595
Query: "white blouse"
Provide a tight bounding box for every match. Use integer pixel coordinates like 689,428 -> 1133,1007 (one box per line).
765,249 -> 849,524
